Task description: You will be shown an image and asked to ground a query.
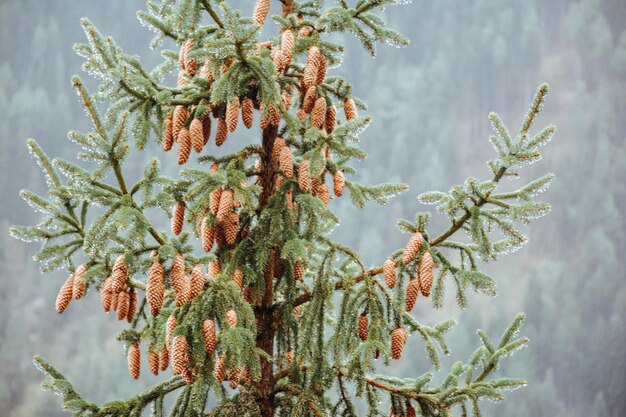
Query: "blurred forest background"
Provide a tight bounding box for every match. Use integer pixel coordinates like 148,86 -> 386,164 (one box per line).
0,0 -> 625,416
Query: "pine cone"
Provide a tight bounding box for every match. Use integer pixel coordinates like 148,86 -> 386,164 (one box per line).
215,118 -> 228,146
163,116 -> 174,151
405,278 -> 419,312
233,268 -> 244,290
100,276 -> 113,312
344,97 -> 358,120
210,187 -> 222,215
148,346 -> 160,376
190,118 -> 204,153
241,97 -> 254,129
311,97 -> 327,128
383,258 -> 396,289
117,291 -> 130,321
325,105 -> 337,133
190,264 -> 205,299
171,202 -> 185,235
55,274 -> 74,313
179,39 -> 192,68
302,47 -> 320,88
316,55 -> 328,85
296,108 -> 307,122
111,255 -> 128,293
333,170 -> 345,197
214,357 -> 226,382
159,348 -> 170,371
318,183 -> 331,206
208,259 -> 221,278
418,251 -> 434,297
272,137 -> 286,163
217,188 -> 234,222
175,276 -> 191,307
72,274 -> 86,300
177,70 -> 188,87
281,29 -> 295,60
312,178 -> 323,196
279,146 -> 294,178
201,219 -> 216,253
298,160 -> 311,192
268,103 -> 281,126
202,319 -> 217,355
177,127 -> 191,164
228,369 -> 241,389
165,314 -> 177,349
147,260 -> 165,316
172,105 -> 188,140
127,342 -> 140,380
171,336 -> 189,375
252,0 -> 270,25
226,309 -> 238,327
171,254 -> 186,293
294,262 -> 305,281
298,25 -> 313,38
226,97 -> 240,132
127,289 -> 137,322
200,59 -> 214,82
402,232 -> 423,265
390,328 -> 408,360
202,117 -> 212,144
225,212 -> 239,245
358,313 -> 369,342
302,85 -> 317,113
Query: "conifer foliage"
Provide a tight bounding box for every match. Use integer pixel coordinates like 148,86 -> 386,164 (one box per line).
12,1 -> 557,416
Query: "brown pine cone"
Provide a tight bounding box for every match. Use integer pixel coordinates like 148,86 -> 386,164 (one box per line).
147,260 -> 165,316
148,346 -> 160,376
296,108 -> 307,122
111,255 -> 128,293
210,187 -> 222,215
325,105 -> 337,133
190,118 -> 204,153
175,276 -> 191,307
226,97 -> 240,132
252,0 -> 270,25
226,309 -> 238,327
127,289 -> 138,323
333,170 -> 345,197
281,29 -> 295,60
279,147 -> 294,178
100,276 -> 113,312
312,177 -> 323,196
208,259 -> 221,279
298,160 -> 311,192
55,274 -> 74,313
199,59 -> 214,82
268,103 -> 281,126
72,271 -> 86,300
241,97 -> 254,129
298,25 -> 313,38
224,212 -> 239,245
418,251 -> 434,297
117,291 -> 130,321
228,369 -> 241,389
383,258 -> 396,289
217,188 -> 234,222
272,137 -> 286,163
172,105 -> 188,140
171,202 -> 185,235
190,264 -> 205,299
405,278 -> 420,312
232,268 -> 244,290
318,183 -> 331,206
179,40 -> 192,68
165,314 -> 177,349
202,117 -> 212,144
171,336 -> 189,375
215,118 -> 228,146
344,97 -> 358,120
171,254 -> 186,293
294,262 -> 305,281
127,342 -> 140,380
202,319 -> 217,355
177,127 -> 191,164
316,55 -> 328,85
214,356 -> 226,382
159,348 -> 170,371
163,115 -> 174,151
302,47 -> 321,88
358,313 -> 369,342
402,232 -> 423,265
177,70 -> 189,87
201,219 -> 216,253
311,97 -> 327,128
390,328 -> 408,360
302,85 -> 317,113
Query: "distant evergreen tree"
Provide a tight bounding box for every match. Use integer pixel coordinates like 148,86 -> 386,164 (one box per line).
11,1 -> 557,416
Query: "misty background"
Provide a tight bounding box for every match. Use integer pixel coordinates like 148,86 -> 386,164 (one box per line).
0,0 -> 624,416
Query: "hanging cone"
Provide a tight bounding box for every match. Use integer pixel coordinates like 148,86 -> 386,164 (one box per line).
159,348 -> 170,371
252,0 -> 270,25
268,103 -> 281,126
224,212 -> 239,245
241,97 -> 254,129
358,313 -> 369,342
202,319 -> 217,355
171,202 -> 185,235
226,309 -> 238,327
127,342 -> 140,380
190,118 -> 204,153
179,40 -> 193,68
228,369 -> 241,389
312,178 -> 323,196
55,274 -> 74,313
402,232 -> 423,265
165,314 -> 177,349
311,97 -> 327,128
111,255 -> 128,293
226,97 -> 240,132
117,291 -> 130,321
325,105 -> 337,133
215,118 -> 228,146
100,276 -> 113,312
302,85 -> 317,113
172,105 -> 188,140
201,219 -> 216,252
171,336 -> 189,375
296,108 -> 306,122
318,183 -> 331,206
405,278 -> 419,312
316,55 -> 328,85
208,259 -> 221,278
210,187 -> 223,215
177,128 -> 191,164
214,357 -> 226,382
333,170 -> 345,197
383,259 -> 396,289
190,264 -> 205,299
390,328 -> 408,360
281,29 -> 295,60
175,276 -> 191,307
272,137 -> 286,164
202,117 -> 212,144
177,70 -> 189,87
232,268 -> 244,290
298,160 -> 311,192
217,188 -> 234,222
344,97 -> 358,120
200,59 -> 214,81
279,146 -> 294,178
302,47 -> 320,88
163,116 -> 174,151
294,262 -> 305,281
171,254 -> 186,293
72,274 -> 86,300
418,251 -> 434,297
147,260 -> 165,316
148,345 -> 160,376
127,289 -> 138,323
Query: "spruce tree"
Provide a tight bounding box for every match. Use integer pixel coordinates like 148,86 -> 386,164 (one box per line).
11,1 -> 557,416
